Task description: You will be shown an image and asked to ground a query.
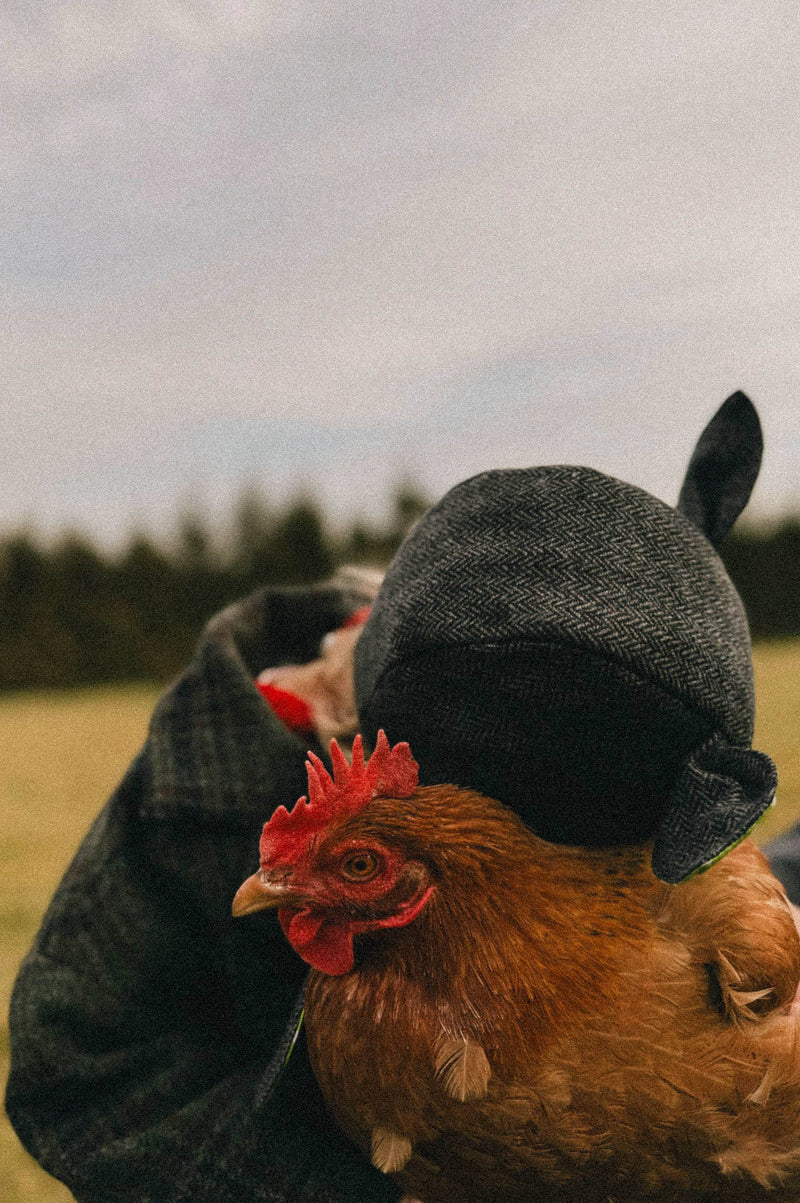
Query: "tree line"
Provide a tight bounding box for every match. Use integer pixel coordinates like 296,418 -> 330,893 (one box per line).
0,488 -> 797,691
0,487 -> 428,691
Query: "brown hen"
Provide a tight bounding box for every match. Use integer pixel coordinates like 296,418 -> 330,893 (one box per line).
233,734 -> 800,1202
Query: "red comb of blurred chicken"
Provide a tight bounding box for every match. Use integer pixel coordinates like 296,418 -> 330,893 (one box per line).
234,735 -> 800,1202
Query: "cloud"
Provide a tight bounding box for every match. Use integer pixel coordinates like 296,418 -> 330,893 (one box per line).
1,1 -> 799,540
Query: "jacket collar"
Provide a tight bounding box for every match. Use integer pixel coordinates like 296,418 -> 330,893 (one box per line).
141,584 -> 368,821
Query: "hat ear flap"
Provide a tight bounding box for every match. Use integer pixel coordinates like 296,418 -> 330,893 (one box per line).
677,392 -> 763,547
651,735 -> 777,884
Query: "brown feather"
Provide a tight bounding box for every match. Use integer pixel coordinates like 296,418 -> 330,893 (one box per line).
301,785 -> 800,1202
371,1128 -> 413,1173
434,1037 -> 491,1102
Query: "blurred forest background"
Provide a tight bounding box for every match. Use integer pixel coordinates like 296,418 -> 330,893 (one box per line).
0,483 -> 798,691
0,485 -> 431,690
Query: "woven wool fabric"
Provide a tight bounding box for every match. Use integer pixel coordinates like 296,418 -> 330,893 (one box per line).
357,466 -> 754,741
7,582 -> 400,1203
355,456 -> 776,881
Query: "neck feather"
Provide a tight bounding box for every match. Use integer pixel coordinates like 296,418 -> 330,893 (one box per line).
347,786 -> 657,1038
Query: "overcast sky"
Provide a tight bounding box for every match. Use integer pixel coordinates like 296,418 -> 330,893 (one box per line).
3,1 -> 800,545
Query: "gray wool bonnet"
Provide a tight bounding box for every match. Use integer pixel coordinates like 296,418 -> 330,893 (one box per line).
354,393 -> 776,884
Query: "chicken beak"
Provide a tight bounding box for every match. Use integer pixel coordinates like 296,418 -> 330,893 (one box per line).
232,871 -> 301,917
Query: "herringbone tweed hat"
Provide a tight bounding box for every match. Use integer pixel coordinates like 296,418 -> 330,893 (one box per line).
354,393 -> 776,883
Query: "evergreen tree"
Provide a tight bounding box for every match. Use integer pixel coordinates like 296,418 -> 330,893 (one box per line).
231,486 -> 274,587
269,497 -> 334,585
0,533 -> 50,635
388,482 -> 429,545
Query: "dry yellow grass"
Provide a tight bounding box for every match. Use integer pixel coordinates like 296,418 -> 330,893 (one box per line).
0,643 -> 798,1200
0,683 -> 159,1202
750,640 -> 800,845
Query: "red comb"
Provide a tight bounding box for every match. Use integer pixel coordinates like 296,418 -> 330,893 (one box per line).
341,605 -> 371,630
256,681 -> 314,733
260,731 -> 418,866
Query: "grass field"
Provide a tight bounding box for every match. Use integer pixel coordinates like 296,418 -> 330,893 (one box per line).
0,683 -> 160,1200
1,644 -> 799,1200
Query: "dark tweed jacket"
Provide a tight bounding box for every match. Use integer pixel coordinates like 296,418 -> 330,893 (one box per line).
6,583 -> 400,1203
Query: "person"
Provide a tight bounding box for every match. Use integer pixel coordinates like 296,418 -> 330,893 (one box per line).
8,392 -> 798,1202
6,568 -> 406,1203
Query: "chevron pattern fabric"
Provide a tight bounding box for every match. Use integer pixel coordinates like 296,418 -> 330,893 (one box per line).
355,465 -> 775,882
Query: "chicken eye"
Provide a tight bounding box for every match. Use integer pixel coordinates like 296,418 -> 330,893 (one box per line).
340,851 -> 380,881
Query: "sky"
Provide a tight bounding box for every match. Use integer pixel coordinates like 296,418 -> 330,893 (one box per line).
3,1 -> 800,546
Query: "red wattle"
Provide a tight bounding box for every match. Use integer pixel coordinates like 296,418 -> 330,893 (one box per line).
285,907 -> 325,947
279,906 -> 355,976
